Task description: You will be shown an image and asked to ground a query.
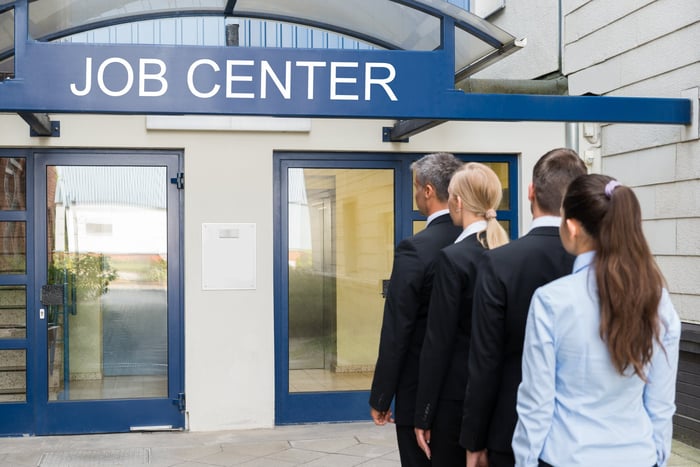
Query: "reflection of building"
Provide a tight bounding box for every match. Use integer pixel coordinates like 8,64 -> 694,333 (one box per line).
49,166 -> 169,398
53,167 -> 167,258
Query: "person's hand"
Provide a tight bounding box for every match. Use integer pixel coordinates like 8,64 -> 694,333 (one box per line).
414,427 -> 431,460
370,407 -> 394,425
466,449 -> 489,467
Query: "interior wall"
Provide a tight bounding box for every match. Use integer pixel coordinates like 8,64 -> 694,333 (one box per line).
0,112 -> 565,430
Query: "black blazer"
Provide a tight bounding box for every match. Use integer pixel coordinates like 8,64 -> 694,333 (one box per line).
460,226 -> 575,454
414,233 -> 486,429
369,213 -> 462,426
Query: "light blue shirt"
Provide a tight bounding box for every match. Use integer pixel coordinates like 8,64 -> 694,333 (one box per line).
513,251 -> 681,467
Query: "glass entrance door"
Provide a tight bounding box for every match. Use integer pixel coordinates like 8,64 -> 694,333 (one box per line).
275,154 -> 406,423
274,152 -> 518,424
34,151 -> 184,435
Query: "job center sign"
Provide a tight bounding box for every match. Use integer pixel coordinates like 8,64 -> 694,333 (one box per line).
5,42 -> 447,118
2,41 -> 690,124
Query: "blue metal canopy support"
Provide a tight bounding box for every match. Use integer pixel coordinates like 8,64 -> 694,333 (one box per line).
17,112 -> 60,137
0,1 -> 692,127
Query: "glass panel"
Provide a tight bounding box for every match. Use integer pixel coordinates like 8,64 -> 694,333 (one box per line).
29,0 -> 226,40
236,0 -> 440,50
47,166 -> 168,401
0,221 -> 26,274
288,168 -> 393,392
0,8 -> 13,71
0,286 -> 25,339
482,162 -> 510,210
413,220 -> 426,235
0,158 -> 26,210
0,349 -> 26,402
498,220 -> 510,236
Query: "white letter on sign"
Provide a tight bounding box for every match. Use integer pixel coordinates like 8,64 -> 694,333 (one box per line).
139,58 -> 168,97
365,63 -> 397,101
97,58 -> 134,97
70,57 -> 92,96
261,61 -> 291,99
296,61 -> 326,100
226,60 -> 255,99
187,59 -> 221,98
331,62 -> 359,101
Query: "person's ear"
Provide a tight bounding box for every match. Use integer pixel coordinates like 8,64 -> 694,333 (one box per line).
527,183 -> 535,203
565,218 -> 582,240
423,183 -> 434,199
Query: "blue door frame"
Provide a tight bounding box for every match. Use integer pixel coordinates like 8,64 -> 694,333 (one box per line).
273,151 -> 518,424
0,149 -> 186,436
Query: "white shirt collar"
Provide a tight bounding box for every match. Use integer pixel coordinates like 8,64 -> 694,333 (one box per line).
426,209 -> 450,226
527,215 -> 561,233
455,220 -> 487,243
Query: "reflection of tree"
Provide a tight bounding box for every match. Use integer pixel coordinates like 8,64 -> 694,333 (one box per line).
147,256 -> 167,283
49,253 -> 118,301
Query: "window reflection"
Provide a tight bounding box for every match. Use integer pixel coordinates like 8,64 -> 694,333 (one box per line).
47,166 -> 168,401
288,168 -> 393,392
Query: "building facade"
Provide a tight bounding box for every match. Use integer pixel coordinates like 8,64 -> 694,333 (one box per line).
0,0 -> 696,442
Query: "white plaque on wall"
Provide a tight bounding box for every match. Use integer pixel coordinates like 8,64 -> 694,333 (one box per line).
202,223 -> 256,290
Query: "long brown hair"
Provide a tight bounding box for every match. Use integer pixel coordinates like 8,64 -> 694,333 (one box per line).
562,174 -> 664,379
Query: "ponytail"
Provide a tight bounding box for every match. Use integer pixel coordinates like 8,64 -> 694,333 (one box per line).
483,209 -> 510,250
563,174 -> 664,379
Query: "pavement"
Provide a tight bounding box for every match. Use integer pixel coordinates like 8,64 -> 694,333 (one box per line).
0,422 -> 697,466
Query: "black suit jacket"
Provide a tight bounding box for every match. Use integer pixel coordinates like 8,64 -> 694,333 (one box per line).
414,233 -> 486,429
460,226 -> 575,454
369,213 -> 462,426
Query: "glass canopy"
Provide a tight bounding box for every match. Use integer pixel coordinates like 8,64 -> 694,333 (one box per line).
0,0 -> 518,80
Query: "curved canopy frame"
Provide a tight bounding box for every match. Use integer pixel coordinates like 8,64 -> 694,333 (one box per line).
0,0 -> 692,134
1,0 -> 520,79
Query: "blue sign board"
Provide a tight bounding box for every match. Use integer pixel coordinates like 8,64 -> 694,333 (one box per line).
0,43 -> 691,124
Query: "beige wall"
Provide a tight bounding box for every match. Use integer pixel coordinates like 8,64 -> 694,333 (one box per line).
0,112 -> 565,430
564,0 -> 700,323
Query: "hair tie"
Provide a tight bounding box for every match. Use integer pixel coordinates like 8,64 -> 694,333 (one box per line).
604,180 -> 622,199
485,209 -> 497,220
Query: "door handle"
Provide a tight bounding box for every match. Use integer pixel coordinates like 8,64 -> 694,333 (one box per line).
40,308 -> 45,320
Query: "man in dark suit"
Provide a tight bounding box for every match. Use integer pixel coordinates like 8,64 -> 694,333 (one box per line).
370,152 -> 464,467
460,148 -> 587,467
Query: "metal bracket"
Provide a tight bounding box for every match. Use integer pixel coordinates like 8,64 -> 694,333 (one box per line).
170,172 -> 184,189
383,120 -> 447,143
18,112 -> 60,137
176,392 -> 186,412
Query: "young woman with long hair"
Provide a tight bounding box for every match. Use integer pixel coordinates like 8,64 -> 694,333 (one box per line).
513,174 -> 681,466
414,162 -> 509,465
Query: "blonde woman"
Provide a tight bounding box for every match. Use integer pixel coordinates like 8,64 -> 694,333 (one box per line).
414,162 -> 509,465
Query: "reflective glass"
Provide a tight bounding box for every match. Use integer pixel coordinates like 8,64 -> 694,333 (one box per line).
0,8 -> 13,64
47,166 -> 168,401
483,161 -> 510,210
0,349 -> 25,402
0,221 -> 25,274
0,286 -> 25,339
413,220 -> 426,235
25,0 -> 515,75
29,0 -> 226,40
288,168 -> 393,392
236,0 -> 440,51
0,158 -> 26,210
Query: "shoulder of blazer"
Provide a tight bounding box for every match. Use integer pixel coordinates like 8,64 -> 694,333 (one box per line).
523,226 -> 560,237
